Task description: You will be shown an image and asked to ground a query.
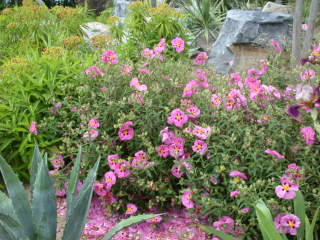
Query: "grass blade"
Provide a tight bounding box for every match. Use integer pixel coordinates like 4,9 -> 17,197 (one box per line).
0,222 -> 16,240
32,158 -> 57,239
305,215 -> 312,240
0,155 -> 35,239
66,146 -> 82,216
294,191 -> 306,239
198,224 -> 238,240
255,200 -> 284,240
62,157 -> 100,240
306,207 -> 320,240
102,214 -> 164,240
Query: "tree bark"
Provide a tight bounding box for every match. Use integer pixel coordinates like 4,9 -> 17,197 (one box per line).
302,0 -> 319,55
291,0 -> 304,67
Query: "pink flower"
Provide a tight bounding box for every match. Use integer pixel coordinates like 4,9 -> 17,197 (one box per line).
271,40 -> 281,53
156,145 -> 169,158
167,109 -> 188,128
154,38 -> 166,54
29,122 -> 38,135
50,153 -> 64,169
211,94 -> 222,108
181,190 -> 194,208
193,126 -> 211,140
229,170 -> 248,180
84,66 -> 103,78
213,216 -> 235,234
224,89 -> 247,110
118,122 -> 134,141
88,118 -> 100,129
146,216 -> 162,223
169,144 -> 184,158
275,176 -> 299,200
83,129 -> 99,140
107,154 -> 120,170
264,149 -> 285,159
114,161 -> 131,178
131,151 -> 148,168
141,48 -> 155,59
182,80 -> 199,98
302,23 -> 308,31
300,69 -> 316,81
130,78 -> 148,92
171,165 -> 184,178
121,65 -> 132,76
230,190 -> 239,197
126,203 -> 137,215
171,37 -> 185,53
101,50 -> 118,64
285,163 -> 304,182
104,171 -> 116,189
280,214 -> 300,236
93,182 -> 107,196
240,208 -> 250,213
300,126 -> 316,146
192,139 -> 207,155
274,213 -> 286,234
186,105 -> 201,119
137,68 -> 150,74
193,52 -> 208,65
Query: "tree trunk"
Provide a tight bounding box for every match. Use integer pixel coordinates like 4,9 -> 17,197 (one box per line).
291,0 -> 304,67
302,0 -> 319,55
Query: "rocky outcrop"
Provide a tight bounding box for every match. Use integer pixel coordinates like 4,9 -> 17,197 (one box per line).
208,10 -> 292,74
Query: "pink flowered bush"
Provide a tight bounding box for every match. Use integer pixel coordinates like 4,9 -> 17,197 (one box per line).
41,37 -> 320,239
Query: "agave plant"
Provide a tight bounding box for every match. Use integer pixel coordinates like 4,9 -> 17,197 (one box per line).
0,145 -> 161,240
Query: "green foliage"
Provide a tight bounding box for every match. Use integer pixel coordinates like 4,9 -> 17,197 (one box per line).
0,4 -> 95,181
102,213 -> 164,240
0,145 -> 161,239
106,1 -> 191,61
178,0 -> 225,44
0,145 -> 99,239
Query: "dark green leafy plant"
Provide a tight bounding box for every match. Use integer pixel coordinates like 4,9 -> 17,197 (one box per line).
0,145 -> 161,239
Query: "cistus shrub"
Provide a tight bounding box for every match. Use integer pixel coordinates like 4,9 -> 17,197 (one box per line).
40,38 -> 320,238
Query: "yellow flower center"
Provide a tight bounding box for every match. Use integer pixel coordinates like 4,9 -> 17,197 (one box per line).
175,115 -> 182,120
283,184 -> 290,191
288,220 -> 295,228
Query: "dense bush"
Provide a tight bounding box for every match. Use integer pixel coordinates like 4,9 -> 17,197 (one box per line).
0,4 -> 95,180
39,38 -> 320,238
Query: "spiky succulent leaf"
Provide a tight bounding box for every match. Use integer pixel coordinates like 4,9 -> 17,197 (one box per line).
62,157 -> 100,240
32,157 -> 57,240
101,214 -> 163,240
0,155 -> 35,239
0,191 -> 25,239
0,222 -> 17,240
294,191 -> 306,239
66,146 -> 82,215
30,145 -> 42,194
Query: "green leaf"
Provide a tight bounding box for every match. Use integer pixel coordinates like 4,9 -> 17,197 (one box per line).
102,214 -> 164,240
198,224 -> 238,240
62,157 -> 100,240
255,200 -> 284,240
305,215 -> 312,240
0,222 -> 17,240
0,155 -> 35,240
32,156 -> 57,240
294,191 -> 306,240
66,146 -> 82,216
0,191 -> 25,239
30,145 -> 42,194
306,207 -> 320,240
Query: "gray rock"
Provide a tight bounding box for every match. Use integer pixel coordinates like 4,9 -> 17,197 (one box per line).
208,10 -> 292,74
262,2 -> 293,14
113,0 -> 131,18
80,22 -> 111,43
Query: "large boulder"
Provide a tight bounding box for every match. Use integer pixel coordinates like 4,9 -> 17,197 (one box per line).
80,22 -> 111,46
207,10 -> 292,74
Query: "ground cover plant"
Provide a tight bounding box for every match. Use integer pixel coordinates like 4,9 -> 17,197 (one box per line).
0,1 -> 320,239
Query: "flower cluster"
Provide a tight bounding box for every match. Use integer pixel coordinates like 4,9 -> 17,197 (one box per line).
83,119 -> 100,141
212,216 -> 245,240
